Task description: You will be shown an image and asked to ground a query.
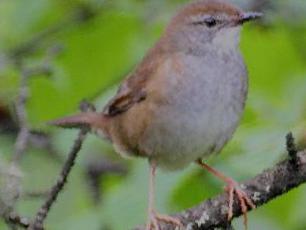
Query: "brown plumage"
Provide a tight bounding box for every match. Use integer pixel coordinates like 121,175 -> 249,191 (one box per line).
50,1 -> 262,229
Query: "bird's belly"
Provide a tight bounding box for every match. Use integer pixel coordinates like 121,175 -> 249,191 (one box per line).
144,103 -> 242,170
141,56 -> 247,170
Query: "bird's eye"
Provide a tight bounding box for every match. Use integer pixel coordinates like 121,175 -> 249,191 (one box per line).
204,17 -> 217,27
191,17 -> 218,28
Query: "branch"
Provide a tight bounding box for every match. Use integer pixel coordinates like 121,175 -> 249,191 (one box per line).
28,129 -> 88,230
1,2 -> 106,229
3,51 -> 55,230
12,46 -> 58,163
135,149 -> 306,230
27,101 -> 93,230
12,67 -> 31,162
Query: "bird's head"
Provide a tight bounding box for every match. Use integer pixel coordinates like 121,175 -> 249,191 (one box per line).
164,0 -> 262,53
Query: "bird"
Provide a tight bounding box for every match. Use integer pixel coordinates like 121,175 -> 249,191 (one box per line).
50,0 -> 262,229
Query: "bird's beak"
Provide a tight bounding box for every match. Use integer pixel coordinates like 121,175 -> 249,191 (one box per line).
239,12 -> 263,24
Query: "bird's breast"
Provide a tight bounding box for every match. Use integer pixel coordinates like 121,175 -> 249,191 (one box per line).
141,52 -> 248,170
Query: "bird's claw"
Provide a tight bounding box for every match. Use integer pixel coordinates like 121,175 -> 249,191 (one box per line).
146,211 -> 183,230
225,180 -> 256,228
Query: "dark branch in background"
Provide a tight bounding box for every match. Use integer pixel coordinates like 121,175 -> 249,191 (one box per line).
135,139 -> 306,229
28,131 -> 64,164
21,191 -> 49,200
0,104 -> 18,134
1,2 -> 118,229
85,157 -> 128,203
28,101 -> 93,230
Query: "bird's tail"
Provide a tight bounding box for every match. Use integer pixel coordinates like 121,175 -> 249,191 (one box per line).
49,112 -> 108,132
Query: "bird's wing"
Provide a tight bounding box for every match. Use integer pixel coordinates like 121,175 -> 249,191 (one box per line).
103,48 -> 165,117
102,78 -> 147,116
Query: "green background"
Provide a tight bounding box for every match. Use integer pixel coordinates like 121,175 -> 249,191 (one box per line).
0,0 -> 306,229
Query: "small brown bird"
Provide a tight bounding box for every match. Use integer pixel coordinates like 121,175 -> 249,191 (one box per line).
51,0 -> 262,229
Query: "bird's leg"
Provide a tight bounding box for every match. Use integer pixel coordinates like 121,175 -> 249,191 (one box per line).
146,161 -> 182,230
196,159 -> 256,229
146,160 -> 159,230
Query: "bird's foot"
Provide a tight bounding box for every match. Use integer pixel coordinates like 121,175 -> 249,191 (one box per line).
146,211 -> 182,230
224,178 -> 256,228
196,160 -> 256,229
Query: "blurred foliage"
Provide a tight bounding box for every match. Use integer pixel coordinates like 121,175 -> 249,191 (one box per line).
0,0 -> 306,229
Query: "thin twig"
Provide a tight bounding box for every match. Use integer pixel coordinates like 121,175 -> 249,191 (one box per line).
12,45 -> 61,163
286,132 -> 298,167
28,128 -> 88,230
13,67 -> 31,162
28,101 -> 94,230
